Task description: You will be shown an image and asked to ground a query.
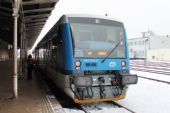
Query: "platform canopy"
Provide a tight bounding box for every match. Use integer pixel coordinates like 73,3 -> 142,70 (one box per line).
0,0 -> 58,49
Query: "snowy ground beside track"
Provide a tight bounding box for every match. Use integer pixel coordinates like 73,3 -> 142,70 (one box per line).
117,71 -> 170,113
131,70 -> 170,82
64,106 -> 131,113
63,70 -> 170,113
64,108 -> 131,113
63,101 -> 131,113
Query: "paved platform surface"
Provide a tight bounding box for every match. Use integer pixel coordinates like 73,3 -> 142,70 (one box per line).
0,61 -> 65,113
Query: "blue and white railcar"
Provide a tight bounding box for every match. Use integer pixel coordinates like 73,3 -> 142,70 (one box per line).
35,14 -> 138,103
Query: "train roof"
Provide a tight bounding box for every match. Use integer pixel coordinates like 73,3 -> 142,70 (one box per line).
62,14 -> 123,23
36,14 -> 124,48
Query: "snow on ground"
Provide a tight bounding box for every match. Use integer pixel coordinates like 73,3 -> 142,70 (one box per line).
131,70 -> 170,82
64,109 -> 84,113
64,108 -> 130,113
130,59 -> 170,63
64,70 -> 170,113
117,72 -> 170,113
64,102 -> 131,113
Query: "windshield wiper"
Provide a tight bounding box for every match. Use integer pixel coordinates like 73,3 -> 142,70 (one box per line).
101,38 -> 124,63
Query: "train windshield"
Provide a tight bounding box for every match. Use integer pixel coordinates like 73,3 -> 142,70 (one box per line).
69,17 -> 126,58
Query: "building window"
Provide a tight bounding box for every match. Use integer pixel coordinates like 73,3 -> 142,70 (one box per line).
131,42 -> 133,46
142,51 -> 144,56
139,51 -> 141,57
145,39 -> 148,45
135,51 -> 138,56
152,56 -> 155,59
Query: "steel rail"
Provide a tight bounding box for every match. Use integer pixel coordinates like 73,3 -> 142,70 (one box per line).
111,101 -> 136,113
131,67 -> 170,75
138,76 -> 170,84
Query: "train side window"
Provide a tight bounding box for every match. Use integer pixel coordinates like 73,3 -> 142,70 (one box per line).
50,36 -> 57,64
57,27 -> 63,45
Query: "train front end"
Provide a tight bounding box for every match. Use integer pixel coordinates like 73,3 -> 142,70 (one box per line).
66,16 -> 138,103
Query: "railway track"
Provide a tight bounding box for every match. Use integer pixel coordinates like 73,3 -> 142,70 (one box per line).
130,60 -> 170,84
130,60 -> 170,67
130,67 -> 170,75
39,69 -> 135,113
130,60 -> 170,75
68,101 -> 136,113
138,76 -> 170,84
111,101 -> 136,113
130,64 -> 170,71
47,82 -> 136,113
40,61 -> 169,113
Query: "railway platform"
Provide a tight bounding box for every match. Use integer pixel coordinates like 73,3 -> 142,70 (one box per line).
0,61 -> 65,113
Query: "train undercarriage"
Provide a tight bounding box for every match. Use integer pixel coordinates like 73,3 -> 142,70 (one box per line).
45,67 -> 137,103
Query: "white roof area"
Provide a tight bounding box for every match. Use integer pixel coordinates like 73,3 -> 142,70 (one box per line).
64,14 -> 123,23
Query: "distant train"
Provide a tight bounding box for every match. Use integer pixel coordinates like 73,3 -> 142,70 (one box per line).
35,14 -> 138,103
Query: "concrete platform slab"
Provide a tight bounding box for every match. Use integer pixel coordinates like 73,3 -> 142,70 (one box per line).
0,61 -> 65,113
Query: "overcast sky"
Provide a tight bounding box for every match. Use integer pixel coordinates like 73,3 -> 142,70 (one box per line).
31,0 -> 170,50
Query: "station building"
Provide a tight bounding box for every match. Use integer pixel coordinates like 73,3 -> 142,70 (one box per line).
128,34 -> 170,61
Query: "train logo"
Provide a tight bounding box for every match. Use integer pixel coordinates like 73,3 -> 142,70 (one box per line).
109,62 -> 116,67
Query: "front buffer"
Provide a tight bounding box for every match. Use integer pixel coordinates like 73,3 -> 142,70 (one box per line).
70,72 -> 138,103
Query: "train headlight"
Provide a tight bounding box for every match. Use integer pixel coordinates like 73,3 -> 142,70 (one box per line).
122,75 -> 138,85
75,60 -> 81,67
75,60 -> 81,70
121,61 -> 126,70
121,61 -> 126,67
74,76 -> 93,87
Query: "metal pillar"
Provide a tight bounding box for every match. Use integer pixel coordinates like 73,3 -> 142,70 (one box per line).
21,34 -> 25,74
19,33 -> 22,78
19,23 -> 24,78
12,0 -> 19,98
22,32 -> 25,74
23,37 -> 26,73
